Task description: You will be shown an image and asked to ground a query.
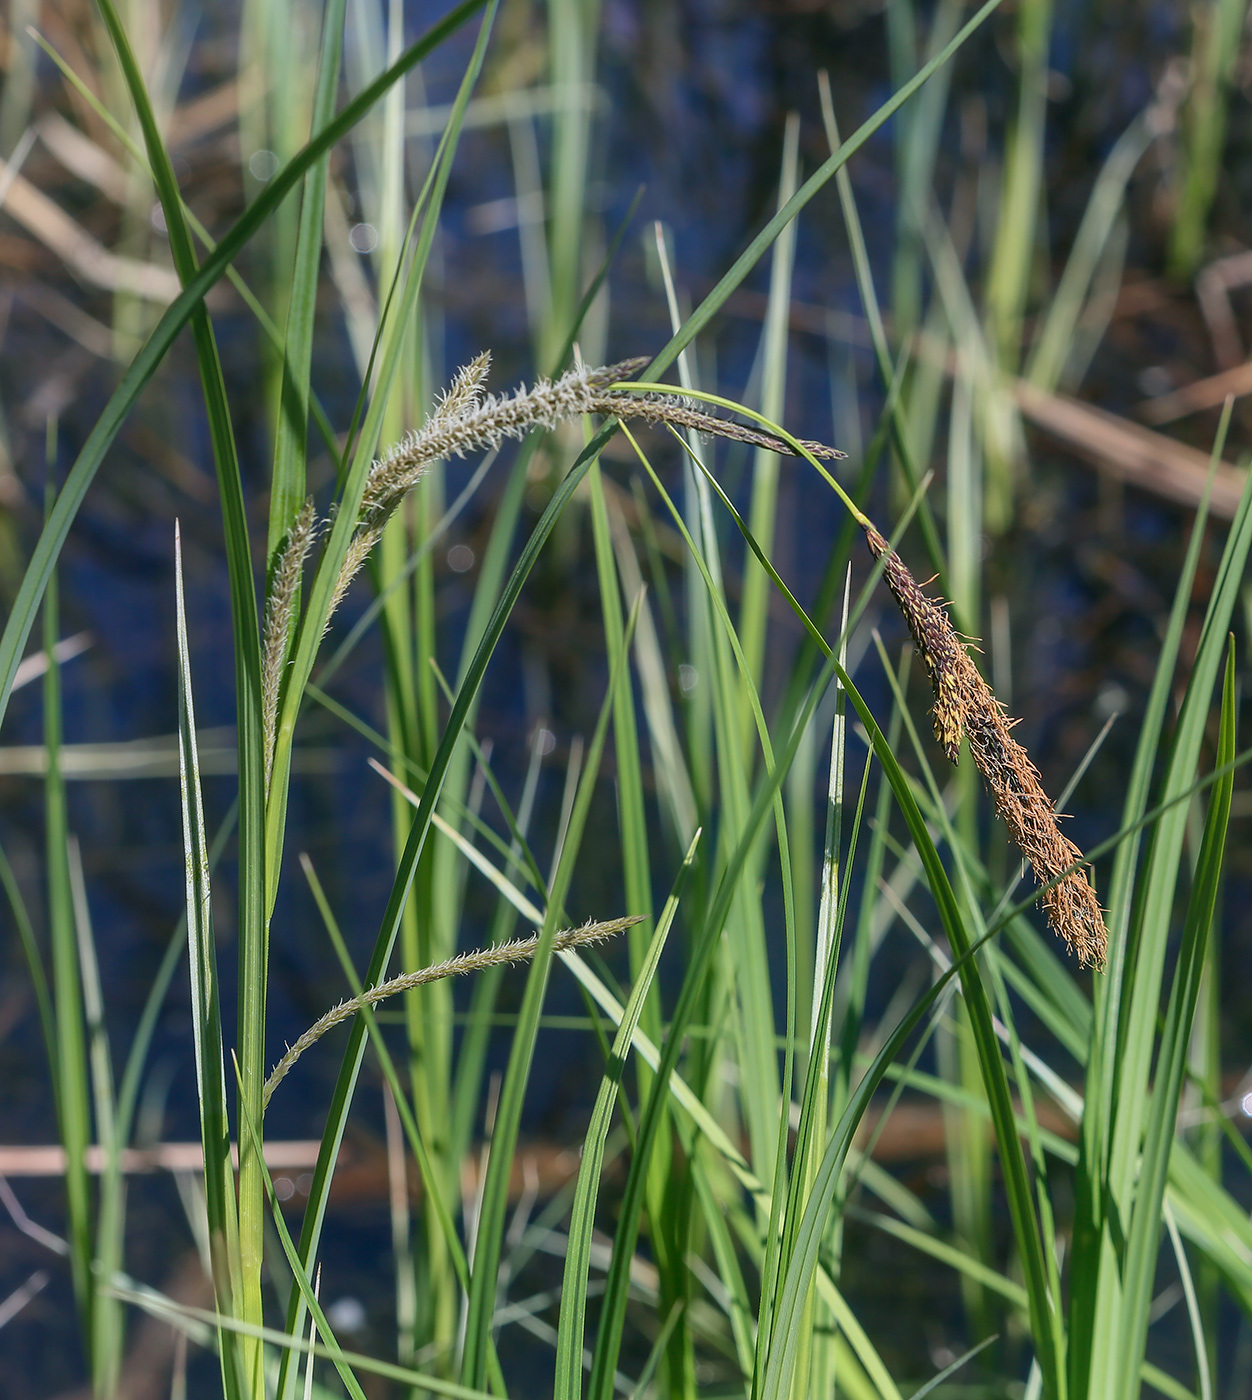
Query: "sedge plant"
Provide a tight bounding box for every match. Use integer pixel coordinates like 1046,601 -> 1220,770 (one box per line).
4,3 -> 1252,1400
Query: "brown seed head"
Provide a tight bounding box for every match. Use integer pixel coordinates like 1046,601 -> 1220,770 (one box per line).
865,526 -> 1107,968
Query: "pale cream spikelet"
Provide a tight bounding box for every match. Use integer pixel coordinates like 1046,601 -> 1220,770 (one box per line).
864,525 -> 1107,969
358,357 -> 650,527
322,525 -> 381,636
317,358 -> 649,635
434,349 -> 492,421
357,355 -> 845,531
262,915 -> 641,1107
261,496 -> 318,786
268,355 -> 857,685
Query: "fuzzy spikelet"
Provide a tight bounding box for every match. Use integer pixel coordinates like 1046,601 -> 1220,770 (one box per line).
864,525 -> 1108,969
261,497 -> 318,787
323,526 -> 380,635
360,357 -> 650,526
434,349 -> 492,420
263,354 -> 854,728
263,915 -> 642,1106
358,355 -> 845,530
593,389 -> 846,461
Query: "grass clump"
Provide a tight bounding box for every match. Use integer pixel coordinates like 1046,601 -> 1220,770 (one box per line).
1,2 -> 1250,1399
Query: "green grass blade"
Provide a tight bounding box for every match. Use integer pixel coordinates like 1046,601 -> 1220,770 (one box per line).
588,465 -> 656,1032
616,380 -> 1058,1388
543,0 -> 597,367
887,0 -> 964,344
461,592 -> 640,1389
553,831 -> 698,1400
819,89 -> 948,587
910,1335 -> 1002,1400
265,1 -> 499,900
1169,0 -> 1250,277
279,413 -> 623,1386
173,524 -> 245,1400
605,488 -> 700,844
42,542 -> 93,1350
1080,411 -> 1252,1400
643,0 -> 1003,384
620,426 -> 796,1210
984,0 -> 1052,374
770,748 -> 874,1395
447,733 -> 547,1163
1026,106 -> 1157,393
108,1282 -> 500,1398
758,936 -> 989,1400
115,804 -> 239,1156
271,17 -> 502,1388
1116,640 -> 1236,1399
586,458 -> 694,1381
614,381 -> 1063,1388
67,838 -> 123,1394
586,648 -> 837,1400
267,0 -> 347,559
1070,412 -> 1227,1386
233,1059 -> 370,1400
0,839 -> 56,1083
90,2 -> 272,1367
549,184 -> 645,376
297,854 -> 471,1295
1164,1205 -> 1214,1400
740,112 -> 800,689
852,1208 -> 1028,1309
30,26 -> 345,471
1140,1363 -> 1200,1400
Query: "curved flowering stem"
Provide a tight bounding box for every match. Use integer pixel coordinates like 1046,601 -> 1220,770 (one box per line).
260,356 -> 1107,967
611,378 -> 1107,966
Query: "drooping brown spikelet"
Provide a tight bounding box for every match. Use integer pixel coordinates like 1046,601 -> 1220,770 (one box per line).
864,525 -> 1107,968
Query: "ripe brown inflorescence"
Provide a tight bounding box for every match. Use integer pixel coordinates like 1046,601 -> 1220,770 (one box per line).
864,525 -> 1107,969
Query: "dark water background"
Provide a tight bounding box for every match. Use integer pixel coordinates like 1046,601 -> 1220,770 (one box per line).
2,0 -> 1252,1392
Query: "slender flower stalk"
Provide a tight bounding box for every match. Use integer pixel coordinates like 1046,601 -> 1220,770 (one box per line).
263,915 -> 641,1106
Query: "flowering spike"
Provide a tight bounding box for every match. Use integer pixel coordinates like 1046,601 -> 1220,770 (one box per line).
865,525 -> 1108,968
